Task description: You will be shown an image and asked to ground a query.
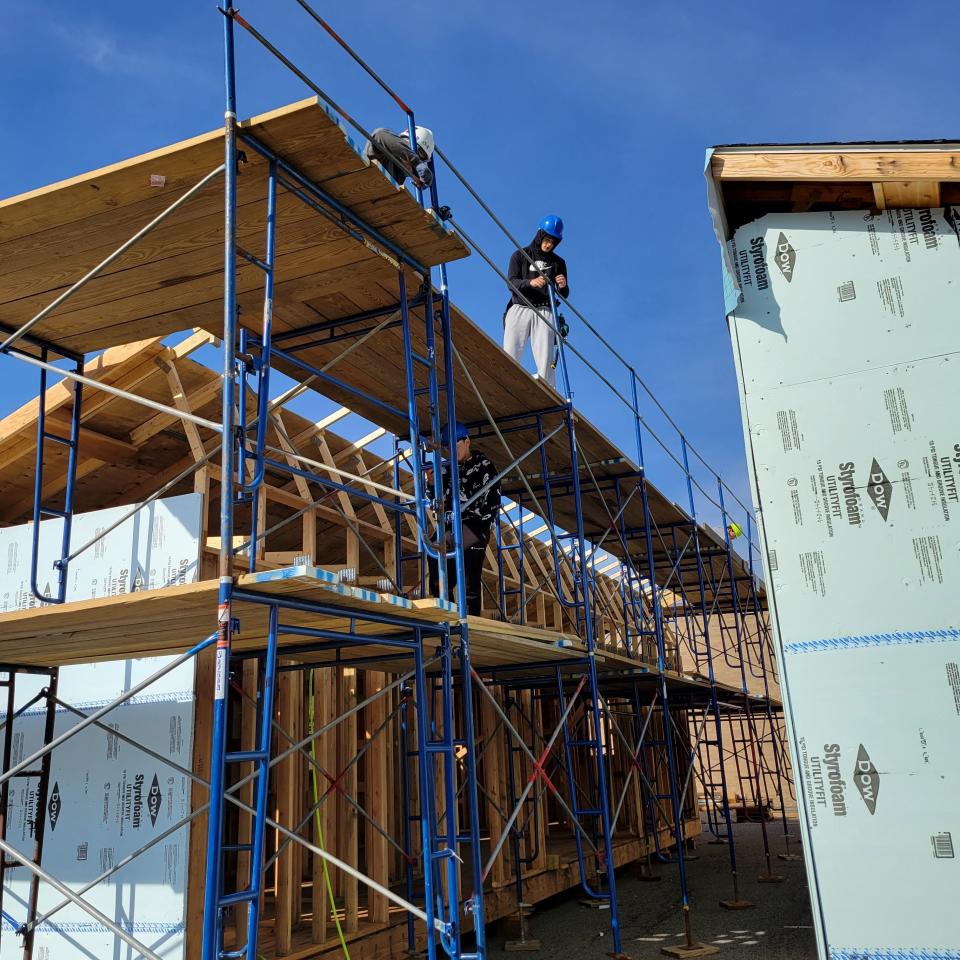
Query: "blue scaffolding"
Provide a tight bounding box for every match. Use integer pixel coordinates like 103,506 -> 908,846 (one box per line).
0,6 -> 793,960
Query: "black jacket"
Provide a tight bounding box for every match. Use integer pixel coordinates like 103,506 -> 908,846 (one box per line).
440,451 -> 500,545
505,229 -> 570,310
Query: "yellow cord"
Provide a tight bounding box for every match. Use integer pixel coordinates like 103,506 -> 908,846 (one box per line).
308,671 -> 352,960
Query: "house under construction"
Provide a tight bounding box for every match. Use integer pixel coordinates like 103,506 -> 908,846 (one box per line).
0,8 -> 794,960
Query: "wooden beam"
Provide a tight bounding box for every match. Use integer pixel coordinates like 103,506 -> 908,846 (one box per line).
275,665 -> 299,955
0,346 -> 173,510
286,407 -> 349,450
184,647 -> 215,960
159,358 -> 207,462
129,375 -> 222,447
353,451 -> 391,533
302,507 -> 317,566
254,485 -> 267,562
364,671 -> 389,925
0,338 -> 164,448
479,686 -> 509,888
338,427 -> 385,456
170,327 -> 218,359
233,658 -> 258,945
316,434 -> 357,522
312,668 -> 337,944
43,410 -> 139,462
271,411 -> 313,501
310,670 -> 337,943
712,149 -> 960,182
340,668 -> 359,933
872,180 -> 942,209
206,465 -> 392,541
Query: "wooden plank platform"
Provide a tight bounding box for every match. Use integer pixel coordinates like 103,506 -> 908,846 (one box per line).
0,97 -> 466,354
0,563 -> 777,702
0,566 -> 587,670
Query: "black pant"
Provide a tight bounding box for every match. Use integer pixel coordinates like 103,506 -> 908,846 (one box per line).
428,545 -> 486,616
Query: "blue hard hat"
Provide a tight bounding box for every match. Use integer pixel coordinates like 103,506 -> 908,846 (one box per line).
445,422 -> 469,443
539,215 -> 563,240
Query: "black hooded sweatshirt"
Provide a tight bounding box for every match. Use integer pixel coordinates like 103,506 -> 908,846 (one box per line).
505,229 -> 570,311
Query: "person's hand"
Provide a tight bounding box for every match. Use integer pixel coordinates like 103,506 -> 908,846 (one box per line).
413,162 -> 433,188
530,276 -> 547,289
555,275 -> 566,288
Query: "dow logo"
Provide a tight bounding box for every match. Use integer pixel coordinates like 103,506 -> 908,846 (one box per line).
48,782 -> 62,832
147,774 -> 162,827
773,232 -> 796,282
867,458 -> 893,521
853,745 -> 880,814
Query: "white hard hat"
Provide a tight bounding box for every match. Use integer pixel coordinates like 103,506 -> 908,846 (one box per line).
414,126 -> 435,160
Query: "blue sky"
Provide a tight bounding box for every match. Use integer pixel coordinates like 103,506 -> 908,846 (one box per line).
2,0 -> 958,534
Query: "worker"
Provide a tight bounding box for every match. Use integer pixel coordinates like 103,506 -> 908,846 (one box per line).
426,423 -> 500,616
364,125 -> 435,188
502,215 -> 570,389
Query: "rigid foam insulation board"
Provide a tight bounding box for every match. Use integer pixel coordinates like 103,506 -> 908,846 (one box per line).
727,207 -> 960,960
0,494 -> 202,960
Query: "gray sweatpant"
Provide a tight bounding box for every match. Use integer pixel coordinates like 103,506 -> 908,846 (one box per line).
503,304 -> 556,389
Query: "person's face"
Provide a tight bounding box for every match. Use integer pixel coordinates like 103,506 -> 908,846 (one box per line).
455,437 -> 470,462
540,236 -> 557,253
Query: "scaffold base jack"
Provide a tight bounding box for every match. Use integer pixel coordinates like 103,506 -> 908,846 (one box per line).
633,858 -> 662,882
661,908 -> 721,959
503,903 -> 542,953
662,944 -> 722,959
719,898 -> 755,911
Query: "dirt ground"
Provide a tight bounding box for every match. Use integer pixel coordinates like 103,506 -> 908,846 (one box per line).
490,820 -> 817,960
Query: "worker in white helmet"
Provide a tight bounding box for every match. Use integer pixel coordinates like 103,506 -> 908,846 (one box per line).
364,125 -> 435,188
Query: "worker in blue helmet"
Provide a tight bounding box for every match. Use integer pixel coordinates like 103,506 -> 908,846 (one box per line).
426,422 -> 500,616
502,215 -> 569,389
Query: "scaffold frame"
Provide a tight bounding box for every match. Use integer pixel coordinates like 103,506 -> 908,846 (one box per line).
0,6 -> 792,960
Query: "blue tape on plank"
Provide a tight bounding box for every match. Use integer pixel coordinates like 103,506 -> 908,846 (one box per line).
380,593 -> 413,609
248,564 -> 339,585
785,628 -> 960,655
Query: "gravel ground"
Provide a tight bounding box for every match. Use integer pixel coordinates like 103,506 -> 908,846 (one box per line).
490,821 -> 817,960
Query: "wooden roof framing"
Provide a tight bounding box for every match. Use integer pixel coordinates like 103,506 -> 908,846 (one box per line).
710,141 -> 960,234
0,333 -> 688,674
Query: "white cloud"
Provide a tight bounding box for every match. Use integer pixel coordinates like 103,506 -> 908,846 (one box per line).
48,20 -> 207,81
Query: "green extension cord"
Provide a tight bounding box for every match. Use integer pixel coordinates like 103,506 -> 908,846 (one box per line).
308,671 -> 351,960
